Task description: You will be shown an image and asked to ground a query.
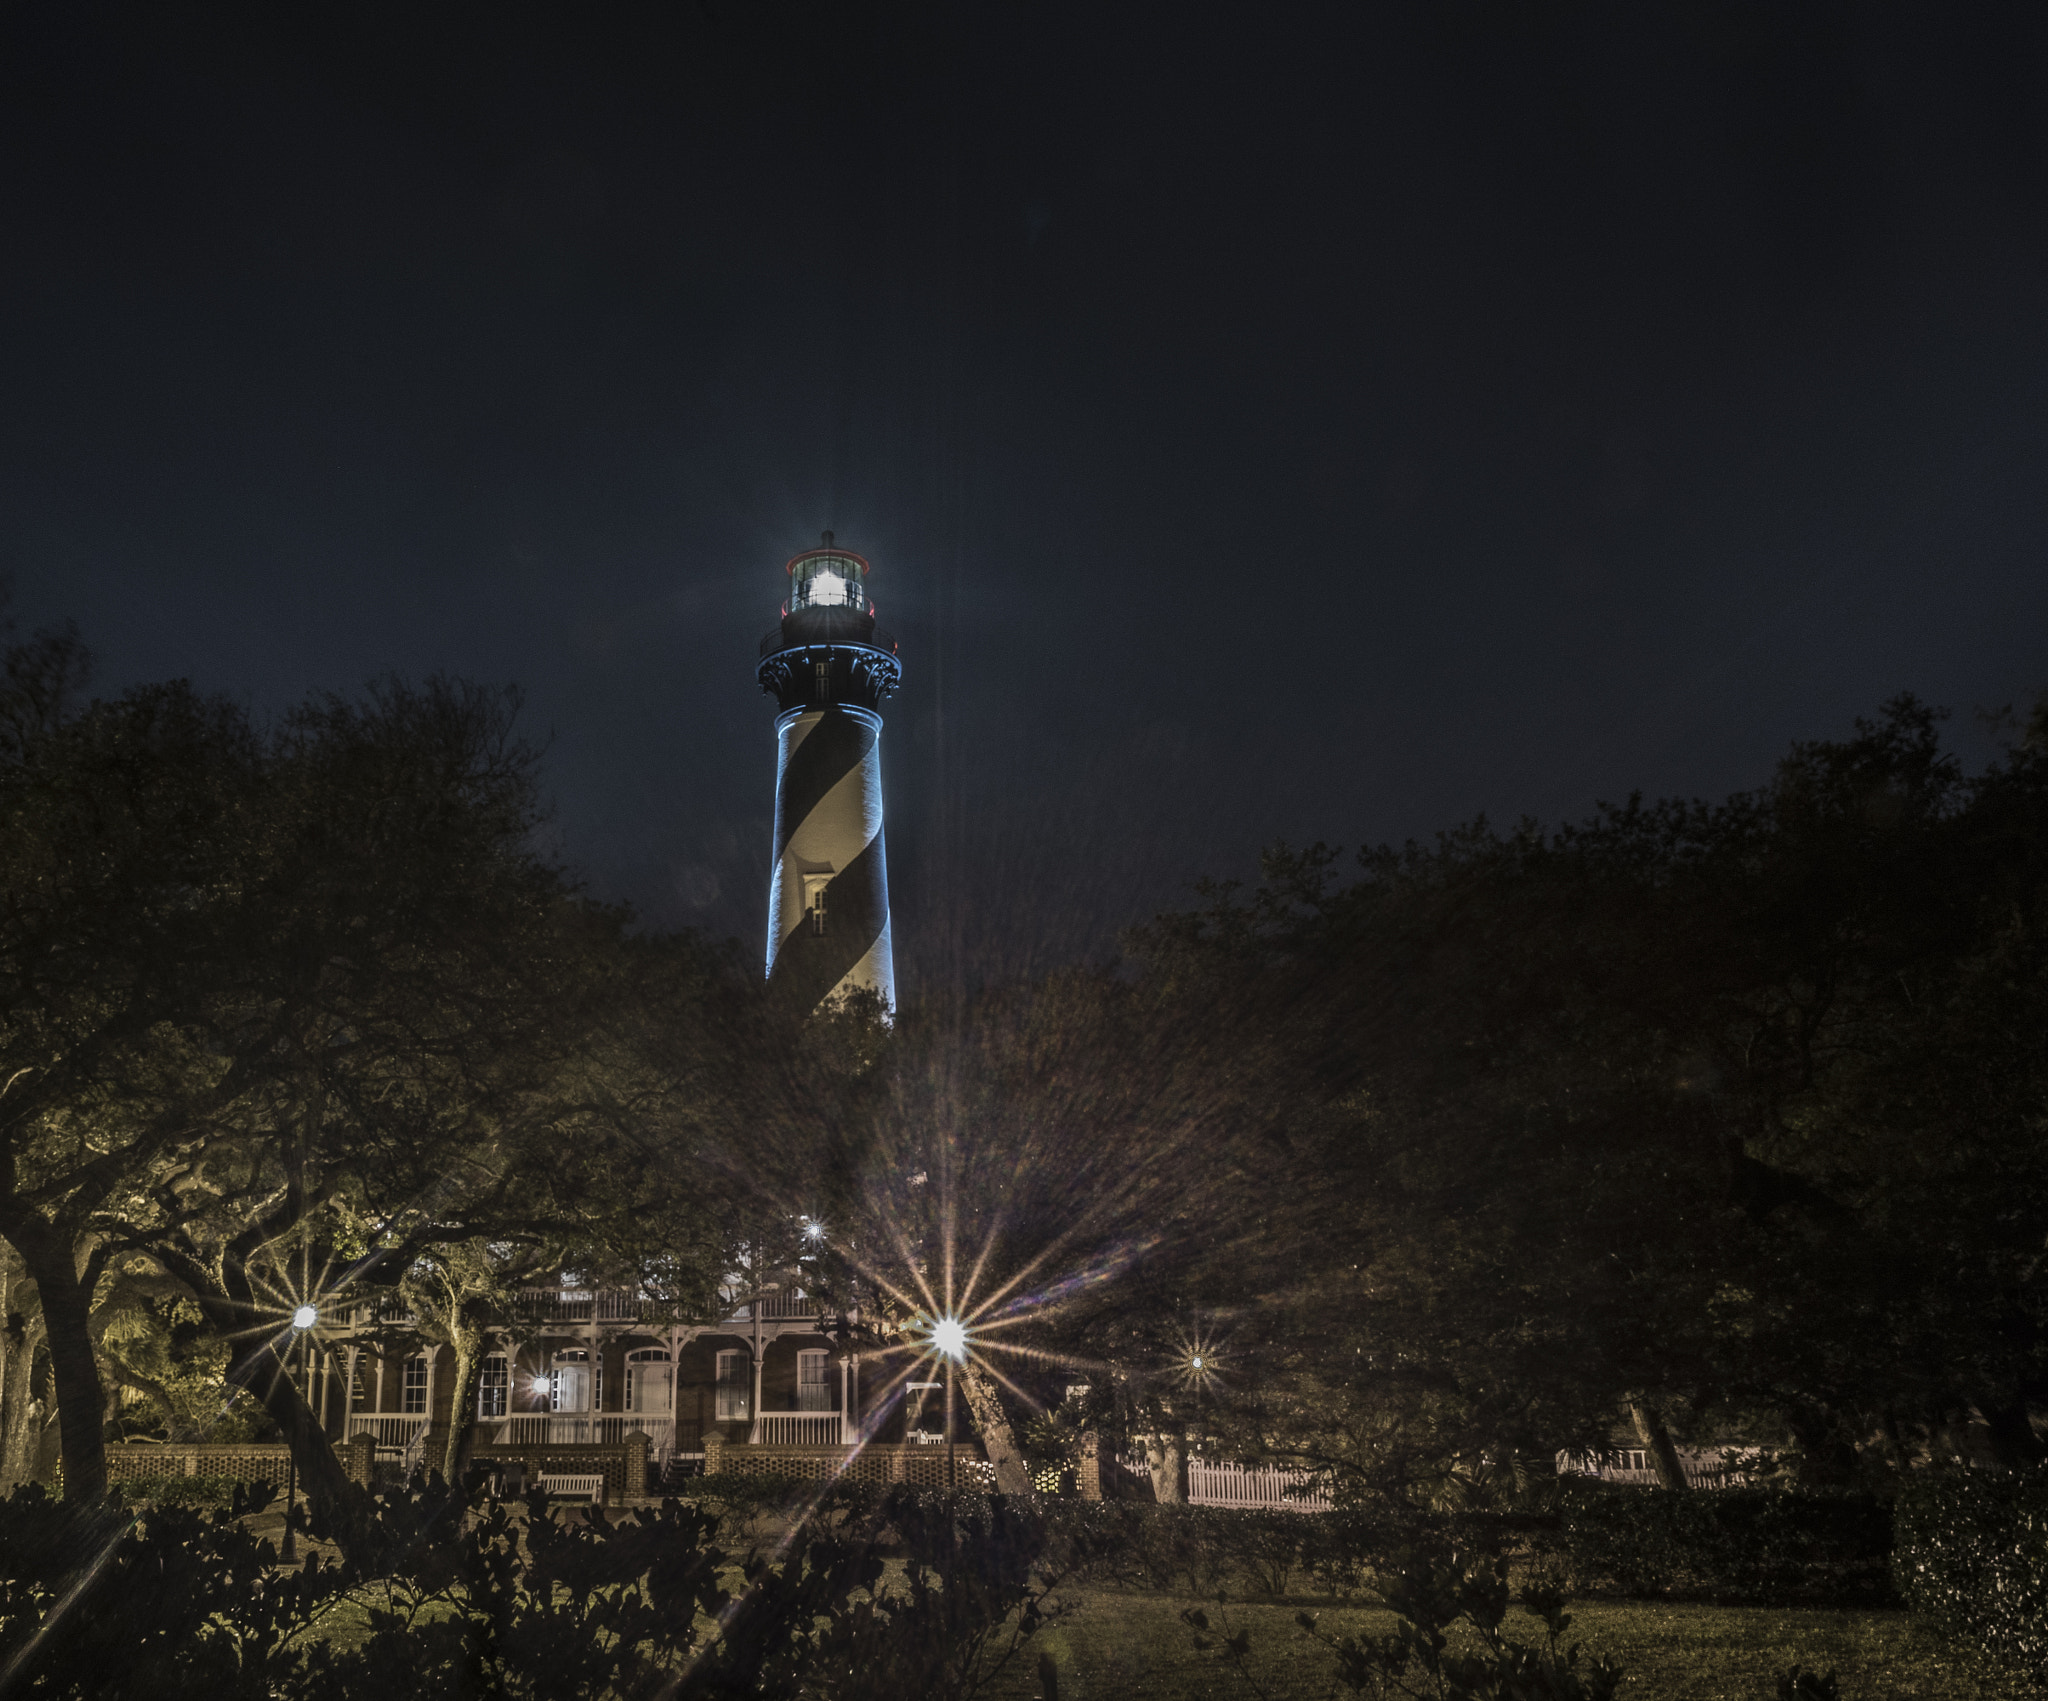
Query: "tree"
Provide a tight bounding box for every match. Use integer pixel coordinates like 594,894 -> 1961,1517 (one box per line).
0,662 -> 263,1497
0,654 -> 641,1504
1128,696 -> 2048,1492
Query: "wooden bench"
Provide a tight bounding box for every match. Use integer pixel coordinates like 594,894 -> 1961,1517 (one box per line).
537,1473 -> 606,1503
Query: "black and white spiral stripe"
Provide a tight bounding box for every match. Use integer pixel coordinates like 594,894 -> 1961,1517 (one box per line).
764,705 -> 894,1012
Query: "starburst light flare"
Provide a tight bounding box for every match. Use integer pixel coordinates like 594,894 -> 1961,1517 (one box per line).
929,1315 -> 967,1361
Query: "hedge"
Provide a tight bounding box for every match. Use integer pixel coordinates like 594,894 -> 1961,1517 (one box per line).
658,1473 -> 1903,1609
1894,1468 -> 2048,1686
1536,1482 -> 1897,1607
1038,1489 -> 1897,1607
112,1476 -> 250,1510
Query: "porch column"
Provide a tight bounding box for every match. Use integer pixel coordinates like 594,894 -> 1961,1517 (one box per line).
839,1354 -> 853,1445
747,1294 -> 765,1444
342,1346 -> 361,1433
421,1348 -> 439,1464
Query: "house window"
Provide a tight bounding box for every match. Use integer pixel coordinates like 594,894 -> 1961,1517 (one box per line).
551,1349 -> 592,1414
624,1350 -> 671,1414
715,1350 -> 750,1421
797,1350 -> 832,1412
478,1354 -> 508,1419
401,1356 -> 428,1415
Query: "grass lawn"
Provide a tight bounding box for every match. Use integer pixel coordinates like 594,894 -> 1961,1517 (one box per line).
981,1590 -> 2033,1701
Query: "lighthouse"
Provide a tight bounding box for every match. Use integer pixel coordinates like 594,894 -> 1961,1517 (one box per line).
757,533 -> 901,1013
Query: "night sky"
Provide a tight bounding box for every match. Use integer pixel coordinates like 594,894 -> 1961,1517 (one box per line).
5,2 -> 2045,995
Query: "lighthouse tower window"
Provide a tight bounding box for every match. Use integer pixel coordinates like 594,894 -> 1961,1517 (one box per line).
802,872 -> 832,935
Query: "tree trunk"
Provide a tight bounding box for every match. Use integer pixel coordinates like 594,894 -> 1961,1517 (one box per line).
230,1320 -> 355,1516
957,1363 -> 1036,1498
11,1231 -> 108,1500
1140,1432 -> 1185,1505
440,1330 -> 488,1486
162,1246 -> 355,1522
1628,1400 -> 1689,1492
0,1273 -> 49,1492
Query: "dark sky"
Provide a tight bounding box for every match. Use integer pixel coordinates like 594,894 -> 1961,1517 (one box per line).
5,2 -> 2046,995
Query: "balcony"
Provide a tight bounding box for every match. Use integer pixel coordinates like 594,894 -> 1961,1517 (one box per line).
328,1284 -> 834,1336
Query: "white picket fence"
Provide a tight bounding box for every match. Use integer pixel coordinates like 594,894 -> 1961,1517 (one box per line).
1185,1458 -> 1333,1512
1555,1447 -> 1758,1488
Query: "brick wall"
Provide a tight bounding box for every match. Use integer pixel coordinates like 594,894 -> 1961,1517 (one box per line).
106,1444 -> 293,1491
704,1436 -> 996,1491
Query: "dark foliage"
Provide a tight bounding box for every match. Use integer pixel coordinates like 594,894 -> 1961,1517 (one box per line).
1893,1467 -> 2048,1686
0,1481 -> 347,1699
0,1474 -> 1068,1700
1533,1483 -> 1897,1608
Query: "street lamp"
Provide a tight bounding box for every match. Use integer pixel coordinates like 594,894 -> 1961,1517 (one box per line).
282,1305 -> 317,1562
925,1315 -> 967,1497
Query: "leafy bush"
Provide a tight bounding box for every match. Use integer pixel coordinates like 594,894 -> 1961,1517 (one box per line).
111,1476 -> 245,1509
1893,1467 -> 2048,1686
1536,1482 -> 1896,1607
0,1481 -> 351,1700
0,1473 -> 1071,1699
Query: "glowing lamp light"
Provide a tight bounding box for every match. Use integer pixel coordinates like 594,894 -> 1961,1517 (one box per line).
534,1375 -> 553,1397
930,1316 -> 968,1362
292,1305 -> 318,1330
1191,1356 -> 1203,1369
802,1218 -> 826,1243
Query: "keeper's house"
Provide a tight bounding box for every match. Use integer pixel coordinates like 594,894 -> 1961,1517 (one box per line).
322,1274 -> 973,1489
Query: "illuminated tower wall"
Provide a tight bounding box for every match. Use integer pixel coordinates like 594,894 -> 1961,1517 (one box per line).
757,535 -> 901,1012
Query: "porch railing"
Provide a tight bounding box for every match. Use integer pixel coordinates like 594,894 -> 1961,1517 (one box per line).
512,1288 -> 679,1324
751,1412 -> 844,1446
346,1414 -> 430,1448
337,1284 -> 835,1332
478,1415 -> 675,1452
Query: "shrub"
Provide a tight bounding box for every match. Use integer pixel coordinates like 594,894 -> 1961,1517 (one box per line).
1538,1482 -> 1896,1607
0,1481 -> 351,1700
0,1474 -> 1070,1700
112,1476 -> 245,1509
1893,1467 -> 2048,1686
1037,1500 -> 1432,1601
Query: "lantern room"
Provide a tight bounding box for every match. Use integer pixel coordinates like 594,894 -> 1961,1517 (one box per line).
784,534 -> 871,617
